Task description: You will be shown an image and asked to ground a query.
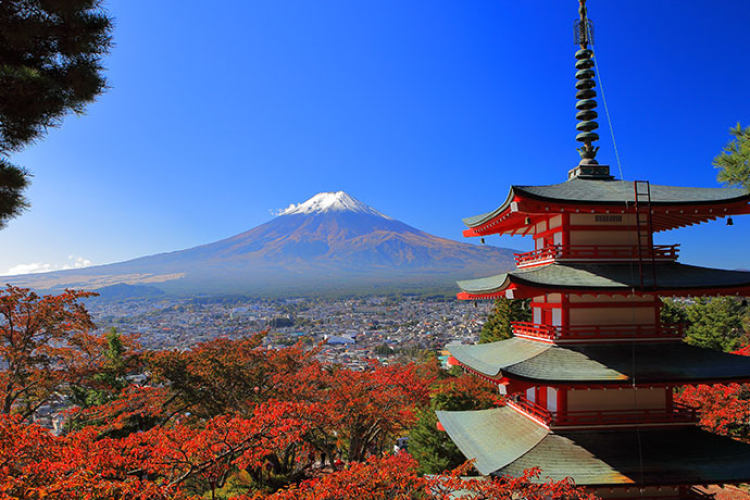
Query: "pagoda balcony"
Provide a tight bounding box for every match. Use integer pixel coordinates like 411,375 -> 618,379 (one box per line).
506,396 -> 698,429
514,244 -> 680,267
511,321 -> 685,342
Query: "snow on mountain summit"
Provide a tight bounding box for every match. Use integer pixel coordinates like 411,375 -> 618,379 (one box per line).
275,191 -> 391,219
8,188 -> 518,294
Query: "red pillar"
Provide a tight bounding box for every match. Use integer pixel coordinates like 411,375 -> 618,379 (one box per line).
537,386 -> 548,409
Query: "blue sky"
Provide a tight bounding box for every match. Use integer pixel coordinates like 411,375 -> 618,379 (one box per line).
2,0 -> 750,274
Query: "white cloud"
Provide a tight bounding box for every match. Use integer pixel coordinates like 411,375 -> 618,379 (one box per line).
4,255 -> 93,276
66,256 -> 93,269
5,262 -> 55,275
269,204 -> 298,217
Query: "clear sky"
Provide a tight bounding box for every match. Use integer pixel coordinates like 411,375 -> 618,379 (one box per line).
2,0 -> 750,275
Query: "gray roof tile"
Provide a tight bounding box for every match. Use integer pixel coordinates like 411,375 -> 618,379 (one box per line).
439,407 -> 750,485
457,262 -> 750,294
500,427 -> 750,486
463,178 -> 749,227
448,338 -> 750,383
436,407 -> 548,475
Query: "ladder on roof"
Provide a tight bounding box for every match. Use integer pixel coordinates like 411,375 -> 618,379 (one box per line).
633,180 -> 656,289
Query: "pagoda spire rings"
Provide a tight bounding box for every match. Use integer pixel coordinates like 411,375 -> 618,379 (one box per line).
574,0 -> 600,165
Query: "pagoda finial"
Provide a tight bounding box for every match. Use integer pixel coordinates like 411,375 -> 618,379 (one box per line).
574,0 -> 599,165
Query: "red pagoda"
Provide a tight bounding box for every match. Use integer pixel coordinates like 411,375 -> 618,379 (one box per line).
437,2 -> 750,498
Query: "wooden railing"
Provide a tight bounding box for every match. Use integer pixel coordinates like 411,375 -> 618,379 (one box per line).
506,396 -> 552,424
514,244 -> 680,266
511,321 -> 557,340
552,402 -> 697,427
514,246 -> 559,266
506,396 -> 697,427
511,321 -> 684,341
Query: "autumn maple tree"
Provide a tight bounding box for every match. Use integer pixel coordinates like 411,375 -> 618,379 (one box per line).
0,287 -> 602,498
323,362 -> 433,462
0,285 -> 99,418
263,453 -> 426,500
264,454 -> 597,500
65,385 -> 172,438
0,401 -> 315,499
677,383 -> 750,439
146,333 -> 326,420
143,335 -> 435,488
675,345 -> 750,441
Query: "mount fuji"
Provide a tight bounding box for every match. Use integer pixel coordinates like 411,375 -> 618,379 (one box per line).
6,192 -> 517,296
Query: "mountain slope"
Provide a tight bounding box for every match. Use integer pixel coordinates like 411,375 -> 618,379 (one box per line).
6,192 -> 517,295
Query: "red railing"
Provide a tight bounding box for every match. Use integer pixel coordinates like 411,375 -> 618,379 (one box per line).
514,246 -> 559,266
514,244 -> 680,266
511,321 -> 684,341
511,321 -> 557,340
552,402 -> 698,427
506,396 -> 697,427
506,396 -> 552,425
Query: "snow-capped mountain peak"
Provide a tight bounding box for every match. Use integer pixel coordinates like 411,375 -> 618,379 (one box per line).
275,191 -> 391,219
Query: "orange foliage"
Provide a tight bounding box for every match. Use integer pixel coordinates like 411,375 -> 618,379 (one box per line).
323,362 -> 433,462
146,333 -> 326,419
263,454 -> 597,500
0,288 -> 599,498
675,346 -> 750,440
1,401 -> 313,499
0,286 -> 99,418
65,385 -> 172,435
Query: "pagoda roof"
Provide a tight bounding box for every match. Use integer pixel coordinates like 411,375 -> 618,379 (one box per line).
437,406 -> 750,485
435,407 -> 548,475
462,178 -> 750,235
447,338 -> 750,384
457,262 -> 750,299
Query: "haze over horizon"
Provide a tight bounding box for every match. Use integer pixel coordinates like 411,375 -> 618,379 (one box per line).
1,1 -> 749,275
1,190 -> 518,296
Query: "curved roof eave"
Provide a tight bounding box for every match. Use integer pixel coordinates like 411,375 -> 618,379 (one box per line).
456,272 -> 513,296
447,339 -> 750,384
517,179 -> 750,206
447,338 -> 550,377
462,179 -> 750,229
498,426 -> 750,486
436,407 -> 549,475
439,408 -> 750,485
461,187 -> 517,228
457,263 -> 750,297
